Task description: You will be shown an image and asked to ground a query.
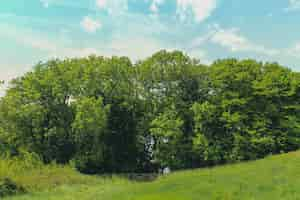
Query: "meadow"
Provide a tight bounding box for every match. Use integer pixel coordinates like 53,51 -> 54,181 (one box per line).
2,151 -> 300,200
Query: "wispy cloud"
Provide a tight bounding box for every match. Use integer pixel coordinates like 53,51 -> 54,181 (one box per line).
0,25 -> 58,52
189,25 -> 279,56
96,0 -> 128,16
96,0 -> 107,9
0,67 -> 25,97
286,0 -> 300,11
2,0 -> 300,82
210,25 -> 279,56
287,42 -> 300,58
80,16 -> 102,33
150,0 -> 165,13
0,21 -> 167,63
176,0 -> 217,23
109,36 -> 165,61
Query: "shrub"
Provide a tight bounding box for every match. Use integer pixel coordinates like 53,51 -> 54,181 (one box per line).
0,178 -> 26,197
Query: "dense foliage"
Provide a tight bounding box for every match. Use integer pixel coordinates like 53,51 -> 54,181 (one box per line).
0,178 -> 25,198
0,50 -> 299,173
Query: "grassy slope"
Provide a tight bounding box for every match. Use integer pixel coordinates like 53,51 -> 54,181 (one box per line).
4,151 -> 300,200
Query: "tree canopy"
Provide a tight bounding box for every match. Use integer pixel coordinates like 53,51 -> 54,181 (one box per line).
0,51 -> 299,173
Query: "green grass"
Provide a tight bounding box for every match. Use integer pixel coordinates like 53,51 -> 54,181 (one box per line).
3,151 -> 300,200
0,153 -> 104,192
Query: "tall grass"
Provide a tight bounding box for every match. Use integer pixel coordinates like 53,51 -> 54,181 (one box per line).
0,151 -> 104,192
6,151 -> 300,200
0,152 -> 42,178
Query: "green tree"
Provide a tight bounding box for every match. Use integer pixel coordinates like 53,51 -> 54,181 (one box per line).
150,106 -> 184,169
71,97 -> 109,173
1,51 -> 300,174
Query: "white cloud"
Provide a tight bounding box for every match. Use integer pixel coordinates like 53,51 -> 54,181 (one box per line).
176,0 -> 217,22
150,0 -> 164,13
209,25 -> 279,56
188,30 -> 215,49
47,47 -> 100,58
0,24 -> 105,60
0,24 -> 58,52
0,69 -> 18,97
211,27 -> 249,51
188,49 -> 211,64
286,0 -> 300,11
0,23 -> 167,62
109,37 -> 165,61
0,61 -> 35,97
188,25 -> 280,57
96,0 -> 107,8
95,0 -> 128,15
80,16 -> 102,33
287,42 -> 300,57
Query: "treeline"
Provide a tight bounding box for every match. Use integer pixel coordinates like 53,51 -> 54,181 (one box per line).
0,50 -> 300,174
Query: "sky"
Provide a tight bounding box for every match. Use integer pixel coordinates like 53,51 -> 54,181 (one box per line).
1,0 -> 300,94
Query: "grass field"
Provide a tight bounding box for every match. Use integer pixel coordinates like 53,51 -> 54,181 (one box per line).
2,151 -> 300,200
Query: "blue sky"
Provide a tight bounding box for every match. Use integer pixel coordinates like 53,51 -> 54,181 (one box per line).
1,0 -> 300,94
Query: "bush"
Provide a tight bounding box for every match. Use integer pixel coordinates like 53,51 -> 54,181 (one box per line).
0,178 -> 26,197
73,154 -> 105,174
